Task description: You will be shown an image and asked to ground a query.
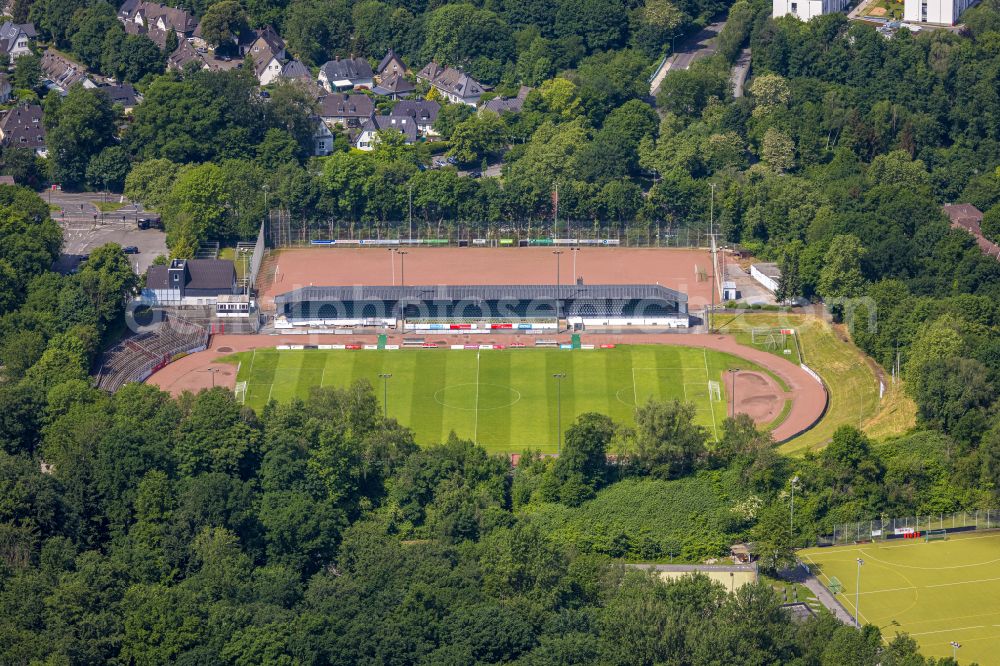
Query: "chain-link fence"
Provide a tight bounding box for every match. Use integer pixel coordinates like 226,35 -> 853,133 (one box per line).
818,510 -> 1000,546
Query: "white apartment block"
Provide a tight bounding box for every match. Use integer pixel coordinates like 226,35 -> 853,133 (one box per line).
772,0 -> 849,20
904,0 -> 974,24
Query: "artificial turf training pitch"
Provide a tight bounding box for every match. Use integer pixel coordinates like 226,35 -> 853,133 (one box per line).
800,531 -> 1000,664
226,345 -> 786,453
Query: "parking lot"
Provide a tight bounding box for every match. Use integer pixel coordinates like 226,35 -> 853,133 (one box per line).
55,217 -> 167,275
42,189 -> 167,275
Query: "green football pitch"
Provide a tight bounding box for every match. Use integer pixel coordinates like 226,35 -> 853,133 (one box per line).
800,531 -> 1000,664
225,345 -> 787,453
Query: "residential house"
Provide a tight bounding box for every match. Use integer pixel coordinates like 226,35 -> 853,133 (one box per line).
904,0 -> 974,24
417,62 -> 484,106
313,117 -> 334,156
354,112 -> 418,151
41,49 -> 97,93
118,0 -> 141,22
317,93 -> 374,128
0,74 -> 11,104
0,21 -> 36,59
120,2 -> 197,38
318,56 -> 374,92
253,44 -> 283,86
372,73 -> 415,100
375,48 -> 406,82
167,39 -> 203,70
243,26 -> 284,57
943,203 -> 1000,258
482,86 -> 530,115
772,0 -> 849,20
390,100 -> 439,136
280,60 -> 312,85
124,19 -> 168,48
0,105 -> 46,156
247,33 -> 285,61
99,83 -> 141,112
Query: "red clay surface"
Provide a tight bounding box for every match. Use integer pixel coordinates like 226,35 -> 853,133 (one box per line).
147,331 -> 825,443
259,247 -> 716,309
726,371 -> 788,425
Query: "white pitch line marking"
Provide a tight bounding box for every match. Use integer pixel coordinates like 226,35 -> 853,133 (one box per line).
703,348 -> 718,442
474,352 -> 481,444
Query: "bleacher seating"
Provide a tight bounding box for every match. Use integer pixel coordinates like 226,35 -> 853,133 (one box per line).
95,316 -> 208,392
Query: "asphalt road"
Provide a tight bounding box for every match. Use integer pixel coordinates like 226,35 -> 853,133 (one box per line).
730,48 -> 752,98
650,21 -> 727,97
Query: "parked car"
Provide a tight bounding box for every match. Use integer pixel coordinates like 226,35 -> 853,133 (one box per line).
123,246 -> 139,254
468,170 -> 482,178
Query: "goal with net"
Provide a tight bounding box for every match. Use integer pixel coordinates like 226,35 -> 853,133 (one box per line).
751,328 -> 793,351
235,381 -> 248,404
708,380 -> 721,401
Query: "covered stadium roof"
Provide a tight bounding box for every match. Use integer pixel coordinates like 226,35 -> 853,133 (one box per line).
274,283 -> 687,305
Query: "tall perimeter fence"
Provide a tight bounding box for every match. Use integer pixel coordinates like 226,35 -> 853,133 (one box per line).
818,509 -> 1000,546
265,210 -> 718,249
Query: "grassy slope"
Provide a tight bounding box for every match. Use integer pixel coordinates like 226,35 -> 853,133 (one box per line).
230,346 -> 781,454
523,474 -> 743,561
712,312 -> 915,454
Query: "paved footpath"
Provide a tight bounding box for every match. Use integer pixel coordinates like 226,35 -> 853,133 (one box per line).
780,563 -> 856,625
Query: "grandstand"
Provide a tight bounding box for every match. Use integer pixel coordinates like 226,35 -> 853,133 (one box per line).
95,315 -> 208,391
272,283 -> 689,330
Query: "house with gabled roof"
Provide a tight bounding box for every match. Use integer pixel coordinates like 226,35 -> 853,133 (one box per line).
41,49 -> 98,93
124,19 -> 168,48
253,44 -> 283,85
280,60 -> 312,85
482,86 -> 530,115
98,82 -> 141,112
372,72 -> 415,100
313,116 -> 334,156
317,93 -> 374,128
390,100 -> 440,136
121,2 -> 197,37
318,56 -> 374,92
376,48 -> 407,82
354,112 -> 418,150
0,104 -> 46,156
0,21 -> 36,59
416,62 -> 484,106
